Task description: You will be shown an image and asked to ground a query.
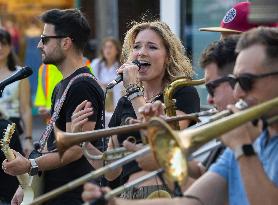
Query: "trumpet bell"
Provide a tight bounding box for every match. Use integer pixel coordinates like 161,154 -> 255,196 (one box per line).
147,118 -> 188,189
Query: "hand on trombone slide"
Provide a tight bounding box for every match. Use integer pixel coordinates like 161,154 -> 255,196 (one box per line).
220,104 -> 262,150
82,183 -> 114,205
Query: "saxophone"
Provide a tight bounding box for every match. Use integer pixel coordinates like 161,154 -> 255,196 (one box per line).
163,77 -> 205,129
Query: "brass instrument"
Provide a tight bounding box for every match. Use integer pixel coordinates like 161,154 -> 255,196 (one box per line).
29,99 -> 276,203
146,97 -> 278,189
82,136 -> 136,161
56,109 -> 217,158
163,78 -> 205,129
28,146 -> 151,205
83,169 -> 165,205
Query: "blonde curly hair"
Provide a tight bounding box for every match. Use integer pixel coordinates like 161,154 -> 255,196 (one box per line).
121,21 -> 193,84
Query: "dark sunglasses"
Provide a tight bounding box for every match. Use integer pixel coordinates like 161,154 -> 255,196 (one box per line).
229,71 -> 278,92
206,76 -> 236,97
40,35 -> 67,45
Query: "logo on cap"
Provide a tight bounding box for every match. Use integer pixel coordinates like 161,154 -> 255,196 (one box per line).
223,8 -> 237,24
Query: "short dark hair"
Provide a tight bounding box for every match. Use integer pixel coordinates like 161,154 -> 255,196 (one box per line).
236,27 -> 278,69
199,35 -> 240,76
0,28 -> 17,71
40,8 -> 91,52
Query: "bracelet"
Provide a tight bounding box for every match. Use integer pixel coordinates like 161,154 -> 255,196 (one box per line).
126,88 -> 141,97
126,84 -> 143,94
126,83 -> 140,91
127,91 -> 144,101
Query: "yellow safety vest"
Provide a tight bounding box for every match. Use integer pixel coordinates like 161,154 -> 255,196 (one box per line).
34,58 -> 93,109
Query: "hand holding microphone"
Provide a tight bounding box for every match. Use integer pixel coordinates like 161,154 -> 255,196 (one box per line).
106,60 -> 141,90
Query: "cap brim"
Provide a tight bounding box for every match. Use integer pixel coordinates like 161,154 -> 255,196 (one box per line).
199,27 -> 242,33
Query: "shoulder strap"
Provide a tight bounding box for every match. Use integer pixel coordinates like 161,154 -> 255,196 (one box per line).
38,73 -> 95,152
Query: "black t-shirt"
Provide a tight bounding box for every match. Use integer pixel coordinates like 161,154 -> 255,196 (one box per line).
0,119 -> 23,202
108,86 -> 200,188
44,67 -> 105,201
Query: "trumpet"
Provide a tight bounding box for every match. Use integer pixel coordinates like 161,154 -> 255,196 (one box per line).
146,97 -> 278,189
55,109 -> 218,158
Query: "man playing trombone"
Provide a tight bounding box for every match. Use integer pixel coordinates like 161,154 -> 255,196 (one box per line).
82,27 -> 278,205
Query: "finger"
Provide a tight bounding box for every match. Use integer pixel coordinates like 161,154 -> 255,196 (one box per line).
226,104 -> 239,113
73,100 -> 88,115
72,108 -> 93,120
152,101 -> 165,115
144,103 -> 152,114
72,119 -> 88,132
101,187 -> 111,193
84,101 -> 92,110
72,111 -> 93,122
82,183 -> 102,201
12,150 -> 22,158
107,136 -> 119,149
123,140 -> 141,152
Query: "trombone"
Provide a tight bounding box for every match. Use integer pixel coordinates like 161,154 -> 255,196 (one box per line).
28,99 -> 277,204
146,97 -> 278,189
55,109 -> 218,158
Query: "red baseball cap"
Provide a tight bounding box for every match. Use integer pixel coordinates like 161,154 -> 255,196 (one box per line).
199,2 -> 276,33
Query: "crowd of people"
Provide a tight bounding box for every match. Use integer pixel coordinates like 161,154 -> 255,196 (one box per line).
0,1 -> 277,205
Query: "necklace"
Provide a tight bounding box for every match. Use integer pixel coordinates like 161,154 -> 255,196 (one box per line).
144,92 -> 163,103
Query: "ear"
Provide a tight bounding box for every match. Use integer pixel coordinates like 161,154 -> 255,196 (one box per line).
60,37 -> 73,50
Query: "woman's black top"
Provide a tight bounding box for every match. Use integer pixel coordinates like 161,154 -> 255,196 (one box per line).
107,86 -> 200,188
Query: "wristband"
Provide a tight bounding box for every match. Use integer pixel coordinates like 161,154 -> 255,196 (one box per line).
127,91 -> 144,101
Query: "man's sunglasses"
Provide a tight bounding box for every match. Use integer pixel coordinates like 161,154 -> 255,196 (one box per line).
229,70 -> 278,92
40,35 -> 67,45
205,76 -> 236,97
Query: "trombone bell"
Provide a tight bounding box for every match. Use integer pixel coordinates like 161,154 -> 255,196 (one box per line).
147,118 -> 188,189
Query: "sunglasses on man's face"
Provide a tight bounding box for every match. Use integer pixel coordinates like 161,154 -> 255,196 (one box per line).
229,71 -> 278,92
40,35 -> 67,45
205,76 -> 236,97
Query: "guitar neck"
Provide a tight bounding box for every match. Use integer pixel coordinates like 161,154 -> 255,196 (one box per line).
4,148 -> 31,189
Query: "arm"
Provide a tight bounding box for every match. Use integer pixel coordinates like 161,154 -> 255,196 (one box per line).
19,79 -> 33,156
238,154 -> 278,205
221,118 -> 278,205
19,78 -> 32,136
184,172 -> 228,205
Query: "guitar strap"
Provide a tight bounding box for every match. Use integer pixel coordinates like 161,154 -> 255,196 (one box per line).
37,72 -> 96,153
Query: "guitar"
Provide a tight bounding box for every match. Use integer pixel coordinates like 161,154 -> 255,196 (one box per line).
0,123 -> 43,205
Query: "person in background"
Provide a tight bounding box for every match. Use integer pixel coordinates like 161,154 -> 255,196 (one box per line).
0,28 -> 32,157
34,57 -> 92,123
91,37 -> 122,125
0,109 -> 23,205
199,1 -> 277,39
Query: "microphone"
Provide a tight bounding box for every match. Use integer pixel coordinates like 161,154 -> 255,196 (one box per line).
0,66 -> 33,90
106,60 -> 141,90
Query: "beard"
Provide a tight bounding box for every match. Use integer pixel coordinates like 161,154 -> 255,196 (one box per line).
42,48 -> 65,66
